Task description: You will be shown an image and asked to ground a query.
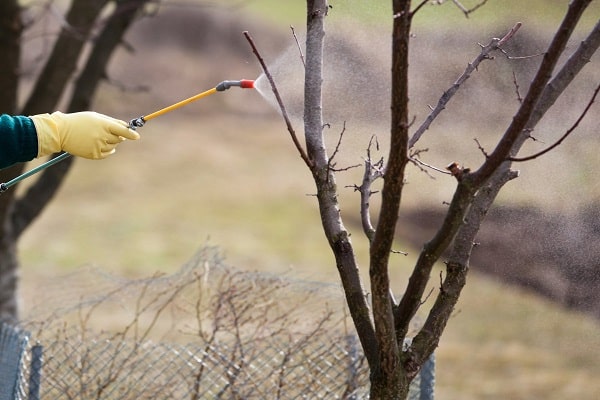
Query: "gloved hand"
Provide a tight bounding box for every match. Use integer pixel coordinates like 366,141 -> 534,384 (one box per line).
31,111 -> 140,159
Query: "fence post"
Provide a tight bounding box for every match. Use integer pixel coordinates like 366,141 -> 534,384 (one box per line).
0,323 -> 30,400
344,334 -> 360,399
403,338 -> 436,400
420,352 -> 435,400
29,344 -> 43,400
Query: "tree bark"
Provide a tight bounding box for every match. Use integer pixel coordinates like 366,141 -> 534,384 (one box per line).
369,0 -> 413,397
0,227 -> 19,324
304,0 -> 379,369
0,0 -> 23,323
0,0 -> 23,209
0,0 -> 20,114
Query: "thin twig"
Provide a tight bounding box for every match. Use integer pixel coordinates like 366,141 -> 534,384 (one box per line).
420,286 -> 435,306
290,26 -> 305,68
473,138 -> 489,158
410,0 -> 429,16
328,121 -> 346,172
509,82 -> 600,162
409,22 -> 522,148
512,71 -> 523,103
462,0 -> 489,16
451,0 -> 470,16
497,21 -> 522,47
355,136 -> 384,242
409,155 -> 452,177
500,49 -> 545,60
327,122 -> 361,172
391,249 -> 409,256
430,0 -> 489,18
243,31 -> 313,168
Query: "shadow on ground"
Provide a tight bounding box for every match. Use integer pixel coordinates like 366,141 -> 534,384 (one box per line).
399,205 -> 600,320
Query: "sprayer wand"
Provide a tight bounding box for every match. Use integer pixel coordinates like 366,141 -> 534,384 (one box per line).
0,79 -> 254,193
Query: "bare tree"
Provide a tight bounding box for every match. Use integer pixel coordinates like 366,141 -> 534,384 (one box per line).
246,0 -> 599,398
0,0 -> 151,323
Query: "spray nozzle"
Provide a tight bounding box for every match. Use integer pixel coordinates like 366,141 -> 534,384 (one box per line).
216,79 -> 255,91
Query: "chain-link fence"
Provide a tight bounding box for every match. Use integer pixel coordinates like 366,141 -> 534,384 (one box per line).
2,247 -> 434,399
1,323 -> 433,399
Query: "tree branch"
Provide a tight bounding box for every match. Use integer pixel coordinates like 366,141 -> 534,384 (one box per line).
0,0 -> 24,217
509,82 -> 599,162
395,179 -> 476,342
409,22 -> 522,148
303,0 -> 378,370
471,0 -> 593,185
396,0 -> 592,351
430,0 -> 489,18
0,0 -> 21,113
243,31 -> 312,168
354,136 -> 384,242
290,25 -> 306,68
410,0 -> 430,16
407,168 -> 518,375
405,2 -> 599,374
369,0 -> 412,390
522,18 -> 600,138
396,0 -> 590,346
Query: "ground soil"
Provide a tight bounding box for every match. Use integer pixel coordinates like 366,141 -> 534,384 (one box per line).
399,205 -> 600,320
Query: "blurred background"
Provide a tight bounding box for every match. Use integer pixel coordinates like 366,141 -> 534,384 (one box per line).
14,0 -> 600,398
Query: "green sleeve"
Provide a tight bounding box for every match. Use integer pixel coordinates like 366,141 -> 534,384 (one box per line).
0,114 -> 39,169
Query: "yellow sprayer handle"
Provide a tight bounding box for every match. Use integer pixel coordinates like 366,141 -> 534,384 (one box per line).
143,87 -> 218,121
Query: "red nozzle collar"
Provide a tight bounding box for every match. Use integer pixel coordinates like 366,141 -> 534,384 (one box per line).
240,79 -> 255,89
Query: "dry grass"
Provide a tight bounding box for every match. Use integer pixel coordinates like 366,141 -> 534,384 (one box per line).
16,2 -> 600,398
438,272 -> 600,399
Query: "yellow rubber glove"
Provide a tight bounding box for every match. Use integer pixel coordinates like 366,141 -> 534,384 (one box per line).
31,111 -> 140,159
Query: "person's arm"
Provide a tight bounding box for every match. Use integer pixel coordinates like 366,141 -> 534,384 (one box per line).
0,114 -> 38,169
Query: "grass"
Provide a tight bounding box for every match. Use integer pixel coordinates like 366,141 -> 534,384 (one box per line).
16,2 -> 600,398
438,273 -> 600,399
247,0 -> 600,31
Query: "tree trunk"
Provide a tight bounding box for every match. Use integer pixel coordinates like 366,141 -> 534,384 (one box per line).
0,0 -> 23,323
304,0 -> 379,370
370,381 -> 410,400
0,226 -> 19,324
0,0 -> 20,113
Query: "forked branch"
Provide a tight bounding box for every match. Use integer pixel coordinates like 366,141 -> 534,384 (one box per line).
351,136 -> 384,242
409,22 -> 522,148
429,0 -> 489,18
399,0 -> 596,376
471,0 -> 593,184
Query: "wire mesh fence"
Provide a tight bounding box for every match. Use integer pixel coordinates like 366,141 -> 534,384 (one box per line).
2,247 -> 434,399
3,324 -> 434,400
36,330 -> 369,399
